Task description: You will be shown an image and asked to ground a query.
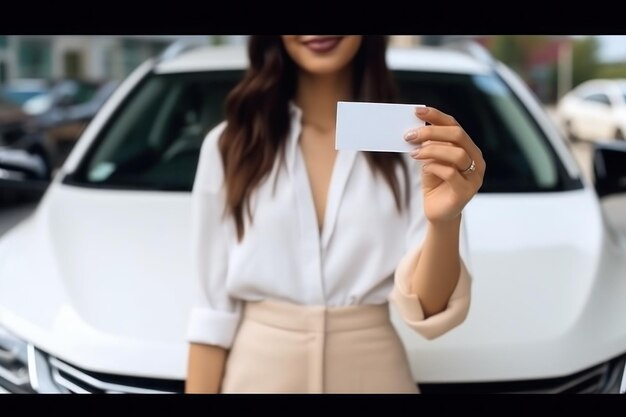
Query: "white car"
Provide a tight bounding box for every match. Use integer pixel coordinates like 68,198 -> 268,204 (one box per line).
2,41 -> 626,394
556,78 -> 626,142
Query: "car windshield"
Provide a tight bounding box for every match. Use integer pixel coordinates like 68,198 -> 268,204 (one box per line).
66,69 -> 577,193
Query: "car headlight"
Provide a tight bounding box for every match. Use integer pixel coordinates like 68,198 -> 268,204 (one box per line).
0,326 -> 33,393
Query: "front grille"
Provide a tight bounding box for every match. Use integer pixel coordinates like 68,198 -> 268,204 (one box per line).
0,344 -> 32,393
0,341 -> 184,393
3,343 -> 624,394
47,356 -> 184,394
0,331 -> 34,393
419,354 -> 626,394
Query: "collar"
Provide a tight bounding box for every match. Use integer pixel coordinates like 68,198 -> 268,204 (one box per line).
285,100 -> 358,248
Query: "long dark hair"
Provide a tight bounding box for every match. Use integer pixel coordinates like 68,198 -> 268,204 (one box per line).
219,36 -> 410,241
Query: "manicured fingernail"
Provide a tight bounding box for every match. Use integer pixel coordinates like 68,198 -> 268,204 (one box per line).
404,127 -> 421,141
415,106 -> 428,116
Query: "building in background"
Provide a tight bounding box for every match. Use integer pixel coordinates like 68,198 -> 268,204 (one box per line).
0,36 -> 247,84
0,36 -> 8,84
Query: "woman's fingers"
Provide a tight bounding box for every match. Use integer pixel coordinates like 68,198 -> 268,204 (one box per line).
405,126 -> 462,144
414,106 -> 458,127
406,106 -> 485,176
410,143 -> 472,172
421,162 -> 469,197
405,125 -> 482,163
412,107 -> 486,222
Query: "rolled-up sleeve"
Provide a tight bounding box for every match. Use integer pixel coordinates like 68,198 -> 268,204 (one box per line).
388,156 -> 473,340
186,122 -> 243,349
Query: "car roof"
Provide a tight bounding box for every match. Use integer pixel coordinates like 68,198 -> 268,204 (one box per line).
574,78 -> 626,91
154,45 -> 493,75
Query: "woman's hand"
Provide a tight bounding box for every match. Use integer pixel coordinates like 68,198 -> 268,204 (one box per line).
404,106 -> 485,225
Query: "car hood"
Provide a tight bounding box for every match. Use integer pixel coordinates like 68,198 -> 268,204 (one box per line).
394,189 -> 626,383
1,184 -> 626,383
0,184 -> 196,379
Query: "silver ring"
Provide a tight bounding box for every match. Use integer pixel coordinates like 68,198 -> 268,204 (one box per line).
461,159 -> 476,175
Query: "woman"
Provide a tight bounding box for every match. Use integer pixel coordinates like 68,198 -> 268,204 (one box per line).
185,35 -> 484,393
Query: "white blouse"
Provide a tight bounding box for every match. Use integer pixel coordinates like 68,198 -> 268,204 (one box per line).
186,103 -> 472,349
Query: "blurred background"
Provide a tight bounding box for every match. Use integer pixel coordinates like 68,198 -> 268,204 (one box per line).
1,35 -> 625,176
3,35 -> 624,105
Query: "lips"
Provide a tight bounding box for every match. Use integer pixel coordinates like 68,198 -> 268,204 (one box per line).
301,36 -> 344,53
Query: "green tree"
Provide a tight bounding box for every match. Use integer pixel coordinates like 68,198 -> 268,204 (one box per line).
571,37 -> 600,87
596,63 -> 626,79
489,36 -> 558,102
211,36 -> 225,46
491,36 -> 525,75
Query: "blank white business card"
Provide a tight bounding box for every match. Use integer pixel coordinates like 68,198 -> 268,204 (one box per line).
335,101 -> 426,152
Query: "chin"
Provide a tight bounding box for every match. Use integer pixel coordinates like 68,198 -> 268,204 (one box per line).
300,59 -> 354,75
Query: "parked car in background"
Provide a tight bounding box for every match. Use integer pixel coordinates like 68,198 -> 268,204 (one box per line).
1,42 -> 626,394
32,80 -> 119,168
0,79 -> 117,203
556,78 -> 626,142
0,94 -> 30,147
0,94 -> 51,204
22,79 -> 101,116
0,79 -> 49,107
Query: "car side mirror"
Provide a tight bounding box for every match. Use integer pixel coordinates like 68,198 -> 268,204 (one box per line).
593,141 -> 626,198
0,148 -> 51,194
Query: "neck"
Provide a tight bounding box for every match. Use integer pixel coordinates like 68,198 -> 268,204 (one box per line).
294,68 -> 353,133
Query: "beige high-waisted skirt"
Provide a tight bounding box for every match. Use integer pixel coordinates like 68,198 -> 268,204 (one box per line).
220,299 -> 419,394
